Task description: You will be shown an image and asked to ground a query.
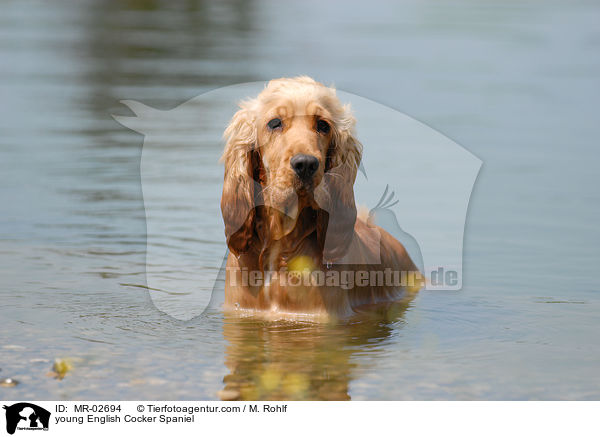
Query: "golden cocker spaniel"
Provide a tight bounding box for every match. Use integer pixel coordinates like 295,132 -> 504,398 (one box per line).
220,76 -> 422,320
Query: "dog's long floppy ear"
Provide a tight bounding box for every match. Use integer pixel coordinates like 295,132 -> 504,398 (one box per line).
220,100 -> 261,256
316,104 -> 363,263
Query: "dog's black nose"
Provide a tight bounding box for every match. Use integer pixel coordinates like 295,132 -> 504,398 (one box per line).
291,154 -> 319,180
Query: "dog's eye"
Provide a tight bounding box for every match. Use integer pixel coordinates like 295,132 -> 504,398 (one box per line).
267,118 -> 282,130
316,119 -> 330,134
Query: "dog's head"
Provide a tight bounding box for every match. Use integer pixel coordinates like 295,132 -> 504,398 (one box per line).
221,76 -> 362,262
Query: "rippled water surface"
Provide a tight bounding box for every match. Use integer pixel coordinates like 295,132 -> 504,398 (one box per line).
1,0 -> 599,400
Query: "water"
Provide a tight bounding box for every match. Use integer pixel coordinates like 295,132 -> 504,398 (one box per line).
1,0 -> 599,400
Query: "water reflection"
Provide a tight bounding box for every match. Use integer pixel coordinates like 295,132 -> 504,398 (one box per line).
219,298 -> 414,401
81,0 -> 259,112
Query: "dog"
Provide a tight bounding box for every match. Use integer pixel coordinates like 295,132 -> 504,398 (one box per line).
220,76 -> 422,319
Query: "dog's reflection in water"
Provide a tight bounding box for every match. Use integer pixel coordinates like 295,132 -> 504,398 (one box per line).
219,297 -> 415,401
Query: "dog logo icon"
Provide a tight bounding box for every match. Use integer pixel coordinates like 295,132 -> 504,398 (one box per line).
3,403 -> 50,435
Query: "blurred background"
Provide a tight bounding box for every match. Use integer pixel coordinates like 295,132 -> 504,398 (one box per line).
0,0 -> 599,400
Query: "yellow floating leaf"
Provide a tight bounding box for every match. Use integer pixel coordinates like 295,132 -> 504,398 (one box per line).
51,358 -> 73,380
288,256 -> 315,273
